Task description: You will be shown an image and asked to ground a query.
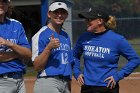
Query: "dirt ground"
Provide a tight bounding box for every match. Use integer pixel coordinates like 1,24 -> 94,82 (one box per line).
25,73 -> 140,93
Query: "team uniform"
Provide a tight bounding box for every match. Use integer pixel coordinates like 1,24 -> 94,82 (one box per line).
73,29 -> 140,93
32,26 -> 72,93
0,18 -> 30,93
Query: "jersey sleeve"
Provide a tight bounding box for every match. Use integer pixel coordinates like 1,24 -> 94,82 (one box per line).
72,37 -> 84,79
113,37 -> 140,82
32,29 -> 50,62
17,24 -> 30,49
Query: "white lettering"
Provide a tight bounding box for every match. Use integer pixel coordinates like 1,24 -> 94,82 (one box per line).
84,45 -> 110,58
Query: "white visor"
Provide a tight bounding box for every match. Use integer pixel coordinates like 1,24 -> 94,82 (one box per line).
49,2 -> 68,12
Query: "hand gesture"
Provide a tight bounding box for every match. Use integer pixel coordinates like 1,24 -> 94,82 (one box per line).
77,74 -> 84,86
47,34 -> 60,50
0,37 -> 13,47
104,76 -> 116,89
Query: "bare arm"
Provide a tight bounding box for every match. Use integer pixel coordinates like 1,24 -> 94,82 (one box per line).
33,47 -> 51,72
0,51 -> 18,62
0,37 -> 31,62
9,43 -> 32,60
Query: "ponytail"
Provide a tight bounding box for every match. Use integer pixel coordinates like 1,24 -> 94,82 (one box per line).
105,16 -> 116,30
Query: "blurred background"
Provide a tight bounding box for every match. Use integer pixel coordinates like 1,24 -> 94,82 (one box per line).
9,0 -> 140,73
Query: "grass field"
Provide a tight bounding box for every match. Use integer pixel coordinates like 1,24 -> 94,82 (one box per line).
129,38 -> 140,55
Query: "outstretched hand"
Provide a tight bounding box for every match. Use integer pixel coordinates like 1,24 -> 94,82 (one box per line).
104,76 -> 116,89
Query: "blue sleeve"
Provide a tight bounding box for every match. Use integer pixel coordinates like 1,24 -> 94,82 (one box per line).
73,37 -> 83,79
113,37 -> 140,82
18,25 -> 30,49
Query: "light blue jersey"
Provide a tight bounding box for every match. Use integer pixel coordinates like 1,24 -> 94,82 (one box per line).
0,18 -> 30,74
32,26 -> 72,79
73,30 -> 140,86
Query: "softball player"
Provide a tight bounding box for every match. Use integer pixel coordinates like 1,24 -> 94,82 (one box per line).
73,6 -> 140,93
0,0 -> 31,93
32,1 -> 72,93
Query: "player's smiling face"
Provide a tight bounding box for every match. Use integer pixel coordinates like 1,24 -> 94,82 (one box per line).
48,9 -> 68,25
0,0 -> 9,16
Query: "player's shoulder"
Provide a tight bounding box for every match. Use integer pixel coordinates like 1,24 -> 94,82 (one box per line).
32,26 -> 48,39
61,29 -> 69,38
79,32 -> 92,39
7,18 -> 22,25
107,30 -> 124,39
75,32 -> 92,43
103,30 -> 127,45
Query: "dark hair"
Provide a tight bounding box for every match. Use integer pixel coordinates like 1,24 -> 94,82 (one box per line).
5,3 -> 13,18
